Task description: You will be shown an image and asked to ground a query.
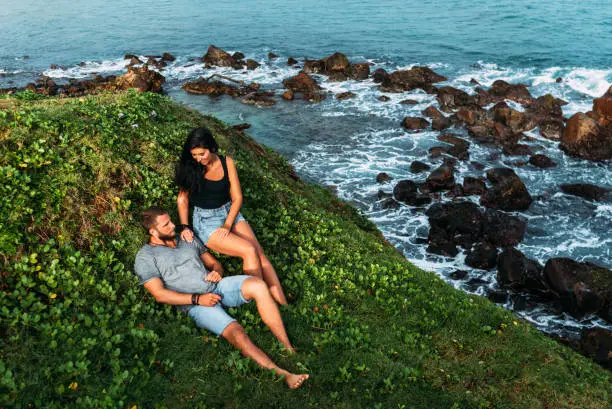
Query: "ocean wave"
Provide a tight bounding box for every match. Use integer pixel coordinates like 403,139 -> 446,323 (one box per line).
43,58 -> 130,78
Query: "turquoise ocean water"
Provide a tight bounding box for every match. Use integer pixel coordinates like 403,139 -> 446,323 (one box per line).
2,0 -> 611,335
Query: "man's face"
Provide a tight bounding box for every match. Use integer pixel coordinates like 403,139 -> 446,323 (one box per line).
151,213 -> 176,240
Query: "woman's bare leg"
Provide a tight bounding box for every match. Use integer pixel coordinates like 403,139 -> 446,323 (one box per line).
232,221 -> 287,305
206,229 -> 263,278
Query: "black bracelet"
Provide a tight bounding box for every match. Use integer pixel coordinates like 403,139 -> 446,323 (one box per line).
196,294 -> 201,305
191,293 -> 197,305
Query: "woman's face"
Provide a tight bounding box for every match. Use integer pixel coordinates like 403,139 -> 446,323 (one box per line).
191,147 -> 213,165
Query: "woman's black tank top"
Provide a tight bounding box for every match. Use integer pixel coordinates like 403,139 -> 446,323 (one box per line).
190,155 -> 231,209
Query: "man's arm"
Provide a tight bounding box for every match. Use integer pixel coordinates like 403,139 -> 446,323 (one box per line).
201,251 -> 223,275
143,278 -> 220,306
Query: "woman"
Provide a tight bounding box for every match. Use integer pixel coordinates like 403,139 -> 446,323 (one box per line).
176,127 -> 287,305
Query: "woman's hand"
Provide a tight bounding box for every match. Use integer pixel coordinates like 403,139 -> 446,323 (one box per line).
198,293 -> 221,306
180,227 -> 194,242
216,225 -> 231,240
205,271 -> 222,282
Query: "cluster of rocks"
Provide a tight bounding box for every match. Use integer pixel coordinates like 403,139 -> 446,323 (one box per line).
124,52 -> 176,70
0,65 -> 166,97
200,45 -> 261,71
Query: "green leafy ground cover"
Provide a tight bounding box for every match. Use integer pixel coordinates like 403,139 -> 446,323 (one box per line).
0,91 -> 609,409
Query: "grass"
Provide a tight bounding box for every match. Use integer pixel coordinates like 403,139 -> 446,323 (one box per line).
0,90 -> 609,409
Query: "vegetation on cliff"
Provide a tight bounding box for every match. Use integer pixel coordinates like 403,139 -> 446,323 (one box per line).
0,90 -> 609,408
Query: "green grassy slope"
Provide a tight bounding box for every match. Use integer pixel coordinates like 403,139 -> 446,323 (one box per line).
0,91 -> 609,409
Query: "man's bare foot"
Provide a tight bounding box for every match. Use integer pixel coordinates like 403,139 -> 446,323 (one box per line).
286,373 -> 309,389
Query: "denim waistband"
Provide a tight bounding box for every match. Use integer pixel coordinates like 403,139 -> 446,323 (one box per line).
193,201 -> 231,215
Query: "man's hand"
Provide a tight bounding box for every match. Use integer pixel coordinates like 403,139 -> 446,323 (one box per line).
180,227 -> 194,242
198,293 -> 221,306
205,271 -> 222,282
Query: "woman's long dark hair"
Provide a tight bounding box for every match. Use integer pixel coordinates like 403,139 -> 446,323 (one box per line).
175,127 -> 219,194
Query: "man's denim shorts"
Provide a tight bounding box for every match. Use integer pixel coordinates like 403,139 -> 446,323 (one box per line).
188,275 -> 251,336
193,201 -> 247,245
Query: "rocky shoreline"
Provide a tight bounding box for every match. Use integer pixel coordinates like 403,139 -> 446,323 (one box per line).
2,45 -> 610,367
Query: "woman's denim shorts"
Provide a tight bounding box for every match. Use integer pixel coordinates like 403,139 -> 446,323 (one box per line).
193,201 -> 247,245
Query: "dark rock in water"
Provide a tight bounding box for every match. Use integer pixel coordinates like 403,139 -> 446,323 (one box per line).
432,116 -> 452,131
287,57 -> 298,66
470,78 -> 481,85
438,134 -> 470,160
303,59 -> 325,74
467,125 -> 494,143
593,86 -> 612,125
324,52 -> 350,72
402,116 -> 430,131
183,78 -> 242,96
450,270 -> 468,280
400,99 -> 419,105
428,146 -> 448,158
496,247 -> 546,292
539,119 -> 565,140
481,208 -> 526,247
465,242 -> 498,270
543,258 -> 612,320
336,91 -> 356,100
372,68 -> 389,83
502,143 -> 534,156
560,184 -> 610,201
486,80 -> 533,104
422,105 -> 444,119
378,95 -> 390,102
77,61 -> 87,67
377,190 -> 392,199
426,165 -> 455,191
126,55 -> 143,66
579,327 -> 612,369
246,59 -> 260,70
282,90 -> 294,100
410,161 -> 431,173
268,52 -> 278,59
437,86 -> 479,112
445,183 -> 465,198
201,45 -> 237,67
443,157 -> 458,168
426,201 -> 483,245
529,154 -> 557,168
161,52 -> 175,62
490,103 -> 530,133
380,198 -> 400,210
427,241 -> 459,257
393,180 -> 432,206
350,62 -> 371,80
376,172 -> 392,184
469,161 -> 485,171
487,289 -> 508,304
232,52 -> 245,60
481,168 -> 533,211
241,91 -> 275,107
114,65 -> 166,93
561,113 -> 612,160
463,177 -> 487,196
556,77 -> 563,83
282,72 -> 325,102
380,66 -> 447,93
328,71 -> 348,82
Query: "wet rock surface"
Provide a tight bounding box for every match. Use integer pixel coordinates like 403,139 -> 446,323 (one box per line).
480,168 -> 533,211
560,184 -> 610,201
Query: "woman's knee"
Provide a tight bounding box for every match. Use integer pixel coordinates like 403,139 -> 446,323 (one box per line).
241,243 -> 259,262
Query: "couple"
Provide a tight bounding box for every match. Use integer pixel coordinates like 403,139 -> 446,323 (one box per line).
134,127 -> 307,389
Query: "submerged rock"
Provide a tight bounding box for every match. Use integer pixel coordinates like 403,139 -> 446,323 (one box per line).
560,184 -> 610,201
529,154 -> 557,168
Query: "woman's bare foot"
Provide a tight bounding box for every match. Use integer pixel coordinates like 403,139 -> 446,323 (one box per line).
285,373 -> 309,389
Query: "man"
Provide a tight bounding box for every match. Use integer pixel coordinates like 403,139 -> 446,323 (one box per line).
133,207 -> 308,389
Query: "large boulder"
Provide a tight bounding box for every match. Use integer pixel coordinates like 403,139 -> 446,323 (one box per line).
426,201 -> 483,242
380,67 -> 447,93
402,116 -> 430,131
481,209 -> 526,247
437,134 -> 470,160
425,165 -> 455,191
560,183 -> 610,201
485,80 -> 533,104
350,63 -> 370,80
543,258 -> 612,320
465,242 -> 498,270
393,180 -> 431,206
201,45 -> 236,67
114,65 -> 166,93
324,52 -> 350,72
480,168 -> 533,211
591,86 -> 612,127
560,113 -> 612,160
496,248 -> 546,292
437,86 -> 479,112
282,72 -> 326,102
578,327 -> 612,369
182,78 -> 243,97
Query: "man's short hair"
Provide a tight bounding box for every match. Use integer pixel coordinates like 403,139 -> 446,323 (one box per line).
141,207 -> 168,232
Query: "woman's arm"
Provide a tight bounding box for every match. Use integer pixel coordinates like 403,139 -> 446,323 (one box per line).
221,156 -> 243,230
177,189 -> 194,241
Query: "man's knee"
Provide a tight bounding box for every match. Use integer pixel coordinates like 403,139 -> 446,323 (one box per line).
222,321 -> 246,341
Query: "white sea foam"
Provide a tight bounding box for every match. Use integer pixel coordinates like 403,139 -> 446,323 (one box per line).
565,68 -> 612,97
43,58 -> 129,78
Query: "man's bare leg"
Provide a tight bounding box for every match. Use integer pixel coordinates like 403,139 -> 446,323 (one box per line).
240,277 -> 295,352
222,322 -> 308,389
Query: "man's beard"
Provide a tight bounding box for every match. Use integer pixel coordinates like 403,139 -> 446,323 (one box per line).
157,231 -> 176,241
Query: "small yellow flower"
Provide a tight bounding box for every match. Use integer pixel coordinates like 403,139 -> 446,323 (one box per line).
128,406 -> 137,409
49,293 -> 57,299
68,382 -> 78,390
513,321 -> 518,326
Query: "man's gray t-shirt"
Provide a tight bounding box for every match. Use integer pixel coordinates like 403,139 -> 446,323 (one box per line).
133,237 -> 217,311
